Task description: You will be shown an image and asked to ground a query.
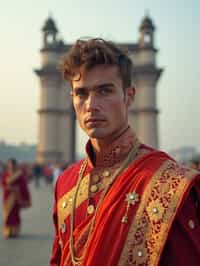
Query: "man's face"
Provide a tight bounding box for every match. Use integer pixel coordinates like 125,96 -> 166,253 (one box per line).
71,65 -> 135,141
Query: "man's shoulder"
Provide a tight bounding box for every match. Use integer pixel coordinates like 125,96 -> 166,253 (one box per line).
58,160 -> 84,181
138,144 -> 199,183
148,149 -> 199,185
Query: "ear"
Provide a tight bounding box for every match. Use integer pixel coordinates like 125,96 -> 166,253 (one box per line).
126,86 -> 136,107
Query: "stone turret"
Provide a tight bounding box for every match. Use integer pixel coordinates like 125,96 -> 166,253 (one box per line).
139,15 -> 155,48
128,14 -> 163,148
42,17 -> 58,46
34,16 -> 75,164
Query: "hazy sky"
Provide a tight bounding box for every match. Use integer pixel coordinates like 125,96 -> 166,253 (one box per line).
0,0 -> 200,154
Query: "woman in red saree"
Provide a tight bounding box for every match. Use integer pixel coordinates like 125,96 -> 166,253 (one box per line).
1,158 -> 31,238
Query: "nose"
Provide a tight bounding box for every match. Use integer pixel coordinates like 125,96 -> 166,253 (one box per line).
86,93 -> 99,111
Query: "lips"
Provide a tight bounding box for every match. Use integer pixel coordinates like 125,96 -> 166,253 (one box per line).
84,117 -> 106,128
85,118 -> 105,123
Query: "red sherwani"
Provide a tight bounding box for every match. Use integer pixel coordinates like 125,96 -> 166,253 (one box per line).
50,129 -> 200,266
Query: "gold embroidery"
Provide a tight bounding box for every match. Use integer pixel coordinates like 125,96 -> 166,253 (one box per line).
3,192 -> 18,223
59,145 -> 149,232
122,192 -> 140,224
146,199 -> 165,223
57,174 -> 90,231
118,160 -> 197,266
87,127 -> 138,168
57,167 -> 122,232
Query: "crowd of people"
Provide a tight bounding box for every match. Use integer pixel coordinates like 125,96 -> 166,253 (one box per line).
0,160 -> 68,187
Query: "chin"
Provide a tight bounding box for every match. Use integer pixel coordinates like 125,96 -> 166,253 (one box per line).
85,128 -> 108,139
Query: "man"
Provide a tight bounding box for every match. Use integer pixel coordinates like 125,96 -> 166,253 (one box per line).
50,38 -> 200,266
1,158 -> 31,238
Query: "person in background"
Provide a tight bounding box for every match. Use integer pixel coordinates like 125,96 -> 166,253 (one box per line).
1,158 -> 31,238
32,162 -> 43,188
190,159 -> 199,171
44,163 -> 53,184
50,38 -> 200,266
52,162 -> 63,188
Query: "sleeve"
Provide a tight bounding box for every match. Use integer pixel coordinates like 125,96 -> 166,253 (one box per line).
160,175 -> 200,266
50,182 -> 62,266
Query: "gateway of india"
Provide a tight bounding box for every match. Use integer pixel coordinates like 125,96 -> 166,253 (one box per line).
35,15 -> 163,164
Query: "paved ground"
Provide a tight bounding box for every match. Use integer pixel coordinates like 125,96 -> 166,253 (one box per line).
0,179 -> 54,266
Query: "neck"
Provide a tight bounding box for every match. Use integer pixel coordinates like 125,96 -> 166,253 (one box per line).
86,125 -> 138,168
90,126 -> 129,154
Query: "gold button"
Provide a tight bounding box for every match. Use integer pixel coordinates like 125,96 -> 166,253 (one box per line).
137,250 -> 143,257
188,219 -> 195,229
92,175 -> 100,183
87,205 -> 95,214
152,207 -> 159,214
90,184 -> 99,193
102,170 -> 110,177
62,201 -> 67,208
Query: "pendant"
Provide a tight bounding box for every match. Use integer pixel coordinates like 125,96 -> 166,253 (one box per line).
121,191 -> 140,224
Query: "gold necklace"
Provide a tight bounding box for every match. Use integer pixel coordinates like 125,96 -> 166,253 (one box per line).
69,141 -> 140,266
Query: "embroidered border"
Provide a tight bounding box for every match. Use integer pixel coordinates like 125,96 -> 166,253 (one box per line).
3,192 -> 18,223
118,160 -> 197,266
57,174 -> 90,230
57,171 -> 121,232
57,148 -> 151,232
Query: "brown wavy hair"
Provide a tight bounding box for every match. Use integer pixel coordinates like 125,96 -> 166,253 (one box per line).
61,38 -> 133,88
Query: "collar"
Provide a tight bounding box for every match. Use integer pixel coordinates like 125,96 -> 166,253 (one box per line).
85,126 -> 139,168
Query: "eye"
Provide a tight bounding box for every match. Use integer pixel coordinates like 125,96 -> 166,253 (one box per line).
99,87 -> 113,95
73,88 -> 88,98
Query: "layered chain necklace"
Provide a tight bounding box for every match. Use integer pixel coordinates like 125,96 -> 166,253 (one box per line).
69,141 -> 140,266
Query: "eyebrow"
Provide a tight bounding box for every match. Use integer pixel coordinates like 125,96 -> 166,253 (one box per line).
73,83 -> 115,92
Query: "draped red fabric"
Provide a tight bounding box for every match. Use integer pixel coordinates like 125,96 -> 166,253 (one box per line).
60,152 -> 171,265
51,144 -> 200,266
55,151 -> 200,266
159,177 -> 200,266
